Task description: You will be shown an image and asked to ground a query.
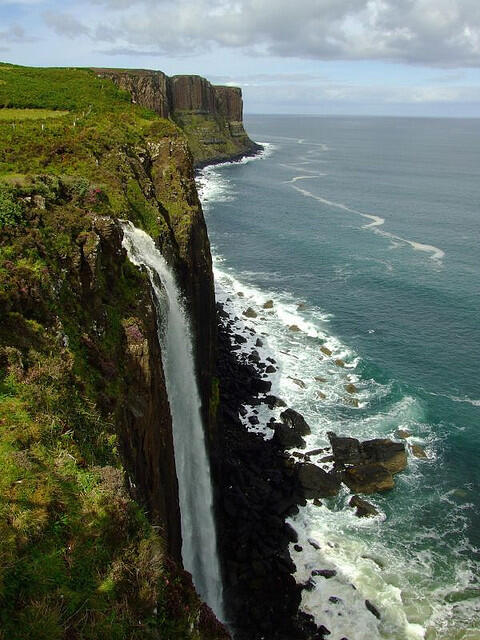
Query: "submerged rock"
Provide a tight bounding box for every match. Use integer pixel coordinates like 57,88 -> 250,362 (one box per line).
344,464 -> 394,494
411,444 -> 428,459
349,495 -> 379,518
345,383 -> 358,394
365,600 -> 381,619
288,377 -> 306,388
289,324 -> 301,332
320,346 -> 332,356
395,429 -> 412,439
335,359 -> 345,367
263,299 -> 274,309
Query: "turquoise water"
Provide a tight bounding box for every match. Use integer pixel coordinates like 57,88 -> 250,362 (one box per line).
197,116 -> 480,639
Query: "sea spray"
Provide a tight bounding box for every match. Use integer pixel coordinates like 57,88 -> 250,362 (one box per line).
121,222 -> 224,620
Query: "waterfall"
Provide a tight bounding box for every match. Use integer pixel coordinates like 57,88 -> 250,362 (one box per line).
121,222 -> 224,620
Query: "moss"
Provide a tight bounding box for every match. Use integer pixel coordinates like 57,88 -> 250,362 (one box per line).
0,64 -> 228,639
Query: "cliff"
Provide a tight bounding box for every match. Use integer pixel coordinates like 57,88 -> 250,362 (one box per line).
93,68 -> 261,166
0,64 -> 226,639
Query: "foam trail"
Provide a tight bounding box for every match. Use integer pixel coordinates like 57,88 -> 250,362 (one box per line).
284,174 -> 327,184
121,223 -> 224,621
289,180 -> 444,263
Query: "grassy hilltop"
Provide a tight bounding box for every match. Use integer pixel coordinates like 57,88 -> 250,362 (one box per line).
0,64 -> 227,640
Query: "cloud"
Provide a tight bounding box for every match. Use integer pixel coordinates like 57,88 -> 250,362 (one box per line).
0,23 -> 36,42
80,0 -> 480,67
43,11 -> 90,38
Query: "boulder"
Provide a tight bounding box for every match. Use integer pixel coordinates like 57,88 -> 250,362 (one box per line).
344,464 -> 394,494
288,377 -> 306,388
311,569 -> 336,579
237,291 -> 244,297
265,365 -> 276,374
328,433 -> 363,466
345,383 -> 358,394
349,495 -> 379,518
395,429 -> 411,439
296,463 -> 341,499
320,346 -> 332,356
289,324 -> 301,332
272,423 -> 306,450
362,439 -> 407,474
243,307 -> 257,318
280,408 -> 311,436
315,376 -> 327,382
335,359 -> 345,367
263,299 -> 274,309
411,444 -> 428,459
365,600 -> 381,619
264,395 -> 287,408
316,391 -> 326,399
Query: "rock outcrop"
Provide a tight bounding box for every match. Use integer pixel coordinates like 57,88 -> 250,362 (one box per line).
93,68 -> 261,166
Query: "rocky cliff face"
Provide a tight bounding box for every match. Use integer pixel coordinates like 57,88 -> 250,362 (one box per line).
94,68 -> 261,166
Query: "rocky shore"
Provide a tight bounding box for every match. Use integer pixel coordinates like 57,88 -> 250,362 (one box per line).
213,294 -> 411,639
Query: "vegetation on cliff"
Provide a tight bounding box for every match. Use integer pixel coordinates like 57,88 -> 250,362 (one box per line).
0,63 -> 227,639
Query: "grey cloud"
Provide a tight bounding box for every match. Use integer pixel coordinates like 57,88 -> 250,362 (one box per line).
0,24 -> 36,42
86,0 -> 480,67
43,11 -> 90,38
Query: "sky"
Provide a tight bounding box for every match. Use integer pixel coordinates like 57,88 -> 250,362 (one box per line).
2,0 -> 480,116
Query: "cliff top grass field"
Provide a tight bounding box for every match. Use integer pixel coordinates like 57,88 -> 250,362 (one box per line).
0,64 -> 227,640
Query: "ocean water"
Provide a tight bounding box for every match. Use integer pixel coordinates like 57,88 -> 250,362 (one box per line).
196,115 -> 480,639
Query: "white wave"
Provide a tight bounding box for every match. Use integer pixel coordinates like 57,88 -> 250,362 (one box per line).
284,174 -> 327,184
288,181 -> 445,264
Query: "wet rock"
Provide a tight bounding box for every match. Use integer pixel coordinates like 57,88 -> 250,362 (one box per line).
361,555 -> 385,569
288,377 -> 306,388
313,498 -> 323,507
255,338 -> 263,347
349,495 -> 379,518
280,408 -> 311,436
297,302 -> 307,310
234,333 -> 247,344
311,569 -> 336,579
248,415 -> 260,426
296,463 -> 341,499
289,324 -> 301,332
303,578 -> 316,592
345,383 -> 358,394
344,397 -> 359,407
265,365 -> 276,374
306,448 -> 328,456
320,455 -> 335,463
248,349 -> 261,364
365,600 -> 381,619
320,346 -> 332,356
329,596 -> 342,604
362,438 -> 407,474
272,423 -> 306,450
411,444 -> 428,459
308,538 -> 321,550
316,391 -> 327,399
266,357 -> 276,364
335,359 -> 345,367
263,299 -> 274,309
395,429 -> 411,439
328,433 -> 363,466
243,307 -> 257,318
264,395 -> 287,409
294,544 -> 303,553
315,376 -> 327,382
237,291 -> 244,297
344,464 -> 394,494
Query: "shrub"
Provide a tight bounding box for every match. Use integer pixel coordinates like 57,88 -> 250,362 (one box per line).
0,186 -> 24,228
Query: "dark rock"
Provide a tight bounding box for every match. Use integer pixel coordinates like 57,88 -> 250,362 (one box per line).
365,600 -> 381,619
329,596 -> 342,604
362,438 -> 407,473
311,569 -> 336,579
411,444 -> 428,459
248,349 -> 261,364
266,357 -> 276,364
263,299 -> 274,309
344,464 -> 394,494
320,346 -> 332,356
303,578 -> 316,592
280,408 -> 311,436
296,463 -> 341,499
255,338 -> 263,347
272,423 -> 306,450
265,365 -> 276,374
265,395 -> 287,408
248,415 -> 259,426
288,376 -> 306,388
234,333 -> 247,344
289,324 -> 301,332
345,383 -> 358,394
335,359 -> 345,367
308,538 -> 321,550
313,498 -> 323,507
243,307 -> 257,318
395,429 -> 411,439
328,433 -> 363,466
349,495 -> 379,518
294,544 -> 303,553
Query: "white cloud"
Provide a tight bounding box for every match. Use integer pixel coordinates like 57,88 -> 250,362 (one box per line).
78,0 -> 480,67
43,11 -> 90,38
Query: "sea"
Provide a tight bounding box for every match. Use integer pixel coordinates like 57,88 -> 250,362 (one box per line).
196,115 -> 480,640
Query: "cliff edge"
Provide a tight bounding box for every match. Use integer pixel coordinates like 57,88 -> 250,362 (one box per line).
93,68 -> 261,166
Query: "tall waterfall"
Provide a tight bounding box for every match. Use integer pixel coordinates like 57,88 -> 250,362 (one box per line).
121,223 -> 224,620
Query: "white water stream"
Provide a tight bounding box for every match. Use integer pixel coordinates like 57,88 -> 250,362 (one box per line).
121,222 -> 224,621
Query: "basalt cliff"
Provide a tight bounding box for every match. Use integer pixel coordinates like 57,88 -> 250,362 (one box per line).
0,63 -> 328,640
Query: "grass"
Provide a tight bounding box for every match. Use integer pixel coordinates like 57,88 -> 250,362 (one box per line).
0,108 -> 70,121
0,63 -> 228,639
